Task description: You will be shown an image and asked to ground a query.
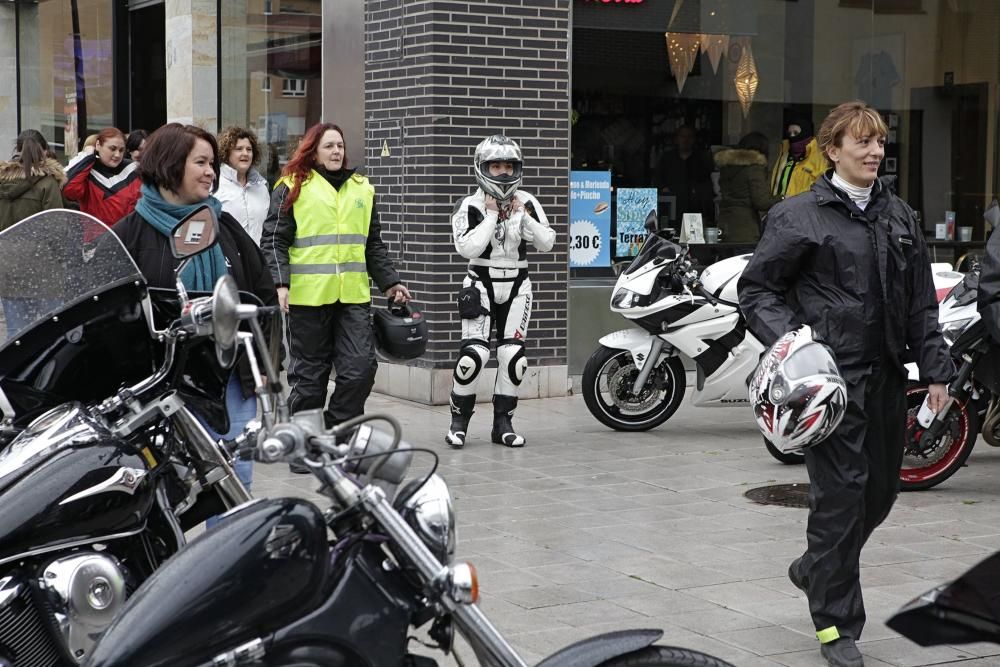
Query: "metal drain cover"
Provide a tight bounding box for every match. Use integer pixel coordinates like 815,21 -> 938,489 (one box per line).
744,483 -> 810,508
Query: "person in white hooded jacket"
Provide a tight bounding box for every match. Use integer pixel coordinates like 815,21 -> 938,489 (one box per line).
215,126 -> 270,244
445,135 -> 556,448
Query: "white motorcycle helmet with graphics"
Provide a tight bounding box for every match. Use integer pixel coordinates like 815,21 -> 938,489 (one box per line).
474,134 -> 523,202
749,325 -> 847,455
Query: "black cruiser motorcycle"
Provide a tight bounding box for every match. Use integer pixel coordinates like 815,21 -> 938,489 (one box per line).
0,208 -> 256,666
81,251 -> 733,666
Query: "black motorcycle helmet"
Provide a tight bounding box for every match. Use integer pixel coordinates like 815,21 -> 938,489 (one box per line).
372,302 -> 428,361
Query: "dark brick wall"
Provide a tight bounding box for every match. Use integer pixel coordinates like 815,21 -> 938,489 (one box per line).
364,0 -> 571,369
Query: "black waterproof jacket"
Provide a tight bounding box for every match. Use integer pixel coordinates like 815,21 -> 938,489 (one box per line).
738,173 -> 952,383
977,228 -> 1000,345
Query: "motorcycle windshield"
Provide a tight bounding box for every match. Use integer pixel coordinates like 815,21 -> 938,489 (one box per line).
623,233 -> 681,276
0,209 -> 144,348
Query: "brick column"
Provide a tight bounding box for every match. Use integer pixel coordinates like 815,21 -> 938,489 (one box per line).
365,0 -> 571,405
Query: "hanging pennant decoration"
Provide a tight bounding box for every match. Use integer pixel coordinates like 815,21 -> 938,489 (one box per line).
734,38 -> 759,118
665,32 -> 701,94
700,34 -> 730,75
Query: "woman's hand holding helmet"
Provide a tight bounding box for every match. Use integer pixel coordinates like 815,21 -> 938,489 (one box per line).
385,283 -> 412,304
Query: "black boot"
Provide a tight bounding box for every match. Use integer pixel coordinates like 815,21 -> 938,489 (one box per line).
820,638 -> 864,667
445,393 -> 476,448
491,395 -> 525,447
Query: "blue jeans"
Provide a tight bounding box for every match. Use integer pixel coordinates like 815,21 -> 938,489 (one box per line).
198,373 -> 256,529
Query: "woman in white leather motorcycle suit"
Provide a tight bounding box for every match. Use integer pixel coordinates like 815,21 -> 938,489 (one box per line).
445,135 -> 556,448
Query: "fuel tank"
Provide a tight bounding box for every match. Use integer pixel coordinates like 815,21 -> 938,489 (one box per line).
84,497 -> 331,667
0,403 -> 154,564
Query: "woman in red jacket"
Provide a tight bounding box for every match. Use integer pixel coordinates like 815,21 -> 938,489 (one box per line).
63,127 -> 142,226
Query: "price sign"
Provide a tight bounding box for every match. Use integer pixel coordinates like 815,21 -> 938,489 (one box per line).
569,170 -> 611,268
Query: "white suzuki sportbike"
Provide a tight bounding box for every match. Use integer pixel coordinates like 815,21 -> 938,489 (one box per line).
581,231 -> 788,455
582,228 -> 967,467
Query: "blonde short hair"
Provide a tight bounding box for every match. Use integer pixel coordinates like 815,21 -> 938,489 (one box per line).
817,101 -> 888,162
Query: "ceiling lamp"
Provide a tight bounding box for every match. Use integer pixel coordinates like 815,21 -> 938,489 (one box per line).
665,32 -> 701,94
734,39 -> 758,117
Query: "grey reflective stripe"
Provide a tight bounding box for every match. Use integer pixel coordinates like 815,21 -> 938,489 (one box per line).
293,234 -> 367,248
290,263 -> 367,275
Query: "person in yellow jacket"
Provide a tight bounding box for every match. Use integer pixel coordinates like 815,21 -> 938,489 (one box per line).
771,117 -> 828,199
261,122 -> 410,470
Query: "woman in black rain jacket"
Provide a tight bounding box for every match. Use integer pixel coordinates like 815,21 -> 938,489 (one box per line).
738,101 -> 951,667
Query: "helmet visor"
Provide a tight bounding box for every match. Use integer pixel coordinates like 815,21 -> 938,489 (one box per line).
782,342 -> 838,381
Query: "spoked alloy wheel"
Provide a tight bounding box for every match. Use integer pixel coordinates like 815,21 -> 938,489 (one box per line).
900,385 -> 978,491
582,346 -> 686,431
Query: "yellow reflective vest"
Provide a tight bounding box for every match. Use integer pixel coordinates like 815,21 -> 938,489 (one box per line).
278,170 -> 374,306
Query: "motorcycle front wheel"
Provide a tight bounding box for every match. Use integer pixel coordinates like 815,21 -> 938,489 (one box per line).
597,645 -> 735,667
582,346 -> 686,431
900,385 -> 979,491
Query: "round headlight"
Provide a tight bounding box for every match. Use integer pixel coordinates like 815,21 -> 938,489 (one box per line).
398,474 -> 456,563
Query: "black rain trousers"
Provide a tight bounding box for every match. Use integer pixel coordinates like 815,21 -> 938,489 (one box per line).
286,302 -> 377,426
795,357 -> 907,641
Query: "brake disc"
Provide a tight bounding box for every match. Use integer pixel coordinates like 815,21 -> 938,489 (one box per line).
608,360 -> 660,413
902,406 -> 955,467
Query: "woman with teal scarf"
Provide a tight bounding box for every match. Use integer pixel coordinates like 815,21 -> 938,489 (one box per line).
112,123 -> 278,503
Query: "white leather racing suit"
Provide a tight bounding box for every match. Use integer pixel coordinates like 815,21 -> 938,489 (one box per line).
450,188 -> 555,398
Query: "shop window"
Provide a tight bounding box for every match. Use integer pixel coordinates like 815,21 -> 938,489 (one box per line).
570,0 -> 1000,275
281,79 -> 307,98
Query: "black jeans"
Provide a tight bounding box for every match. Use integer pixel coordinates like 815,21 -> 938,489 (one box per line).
286,302 -> 377,426
797,358 -> 907,641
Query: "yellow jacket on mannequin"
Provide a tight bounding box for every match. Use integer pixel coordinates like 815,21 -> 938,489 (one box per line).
770,137 -> 827,198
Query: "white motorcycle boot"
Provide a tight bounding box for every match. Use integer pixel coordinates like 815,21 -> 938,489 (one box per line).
491,395 -> 525,447
445,393 -> 475,448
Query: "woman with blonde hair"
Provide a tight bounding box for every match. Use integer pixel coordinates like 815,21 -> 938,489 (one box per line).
739,101 -> 951,667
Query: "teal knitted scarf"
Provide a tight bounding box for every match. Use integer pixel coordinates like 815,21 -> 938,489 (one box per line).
135,183 -> 228,291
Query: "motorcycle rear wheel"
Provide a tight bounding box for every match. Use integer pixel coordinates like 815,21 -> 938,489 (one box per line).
596,645 -> 735,667
900,385 -> 979,491
582,346 -> 686,431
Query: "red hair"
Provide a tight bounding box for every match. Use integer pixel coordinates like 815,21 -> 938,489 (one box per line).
96,127 -> 126,145
280,123 -> 347,211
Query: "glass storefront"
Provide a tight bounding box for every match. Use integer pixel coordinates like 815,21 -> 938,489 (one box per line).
572,0 -> 1000,272
220,0 -> 322,185
10,0 -> 321,176
17,0 -> 117,160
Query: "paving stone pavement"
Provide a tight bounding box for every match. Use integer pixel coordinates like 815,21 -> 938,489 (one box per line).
252,392 -> 1000,667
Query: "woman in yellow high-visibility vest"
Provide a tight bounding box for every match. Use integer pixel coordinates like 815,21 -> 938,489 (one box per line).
262,123 -> 410,472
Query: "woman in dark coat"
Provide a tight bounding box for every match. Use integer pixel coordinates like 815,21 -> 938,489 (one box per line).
113,123 -> 277,494
714,131 -> 779,243
738,101 -> 951,667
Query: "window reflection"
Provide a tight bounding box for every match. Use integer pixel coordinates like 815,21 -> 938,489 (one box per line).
571,0 -> 1000,269
18,0 -> 114,161
221,0 -> 322,187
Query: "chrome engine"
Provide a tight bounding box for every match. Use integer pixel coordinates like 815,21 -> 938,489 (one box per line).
37,552 -> 126,664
